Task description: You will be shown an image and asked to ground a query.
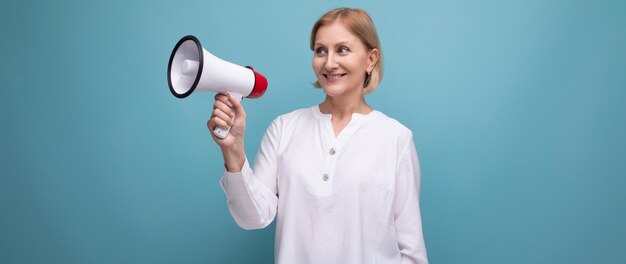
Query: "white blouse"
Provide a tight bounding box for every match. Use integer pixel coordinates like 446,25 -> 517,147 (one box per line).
220,105 -> 428,264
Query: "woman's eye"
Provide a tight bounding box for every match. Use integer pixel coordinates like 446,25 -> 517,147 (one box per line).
338,46 -> 350,54
315,47 -> 327,55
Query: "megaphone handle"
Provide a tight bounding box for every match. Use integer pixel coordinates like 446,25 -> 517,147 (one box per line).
213,92 -> 243,139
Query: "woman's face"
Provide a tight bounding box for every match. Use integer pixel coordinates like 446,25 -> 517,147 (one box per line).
312,21 -> 378,98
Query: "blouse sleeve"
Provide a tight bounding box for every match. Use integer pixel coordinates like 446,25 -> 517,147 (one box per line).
394,135 -> 429,264
219,120 -> 280,230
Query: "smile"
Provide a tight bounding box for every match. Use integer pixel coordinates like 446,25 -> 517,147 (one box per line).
323,74 -> 347,80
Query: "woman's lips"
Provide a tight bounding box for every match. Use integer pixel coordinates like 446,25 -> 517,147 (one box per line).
323,73 -> 347,81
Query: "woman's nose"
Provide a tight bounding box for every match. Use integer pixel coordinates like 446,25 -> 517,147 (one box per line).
324,53 -> 338,70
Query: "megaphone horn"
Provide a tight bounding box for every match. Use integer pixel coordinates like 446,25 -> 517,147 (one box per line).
167,35 -> 268,139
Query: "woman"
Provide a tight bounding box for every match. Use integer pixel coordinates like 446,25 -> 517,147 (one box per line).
208,8 -> 428,264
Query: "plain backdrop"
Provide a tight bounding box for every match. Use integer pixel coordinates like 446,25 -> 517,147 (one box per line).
1,0 -> 625,263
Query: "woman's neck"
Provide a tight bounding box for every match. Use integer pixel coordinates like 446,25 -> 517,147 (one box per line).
319,94 -> 372,120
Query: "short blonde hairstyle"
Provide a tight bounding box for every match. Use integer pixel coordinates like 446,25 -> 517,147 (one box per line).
310,8 -> 384,94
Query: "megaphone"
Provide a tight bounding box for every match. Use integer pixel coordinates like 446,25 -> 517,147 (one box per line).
167,35 -> 268,139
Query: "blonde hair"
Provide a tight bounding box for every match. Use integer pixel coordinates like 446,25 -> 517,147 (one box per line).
310,8 -> 384,93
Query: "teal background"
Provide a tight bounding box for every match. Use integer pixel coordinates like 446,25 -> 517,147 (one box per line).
1,0 -> 625,263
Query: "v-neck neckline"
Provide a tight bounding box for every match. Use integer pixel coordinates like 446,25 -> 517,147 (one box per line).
311,105 -> 380,141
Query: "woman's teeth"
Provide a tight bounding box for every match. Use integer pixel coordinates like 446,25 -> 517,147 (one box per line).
326,74 -> 345,79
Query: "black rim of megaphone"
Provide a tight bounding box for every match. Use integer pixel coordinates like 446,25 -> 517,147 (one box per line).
167,35 -> 203,98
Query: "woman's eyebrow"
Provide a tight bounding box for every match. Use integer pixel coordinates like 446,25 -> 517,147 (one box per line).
314,40 -> 353,47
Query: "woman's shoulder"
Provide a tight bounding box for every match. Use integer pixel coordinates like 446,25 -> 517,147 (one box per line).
274,106 -> 316,122
278,106 -> 315,118
362,110 -> 415,153
268,106 -> 318,128
370,110 -> 413,137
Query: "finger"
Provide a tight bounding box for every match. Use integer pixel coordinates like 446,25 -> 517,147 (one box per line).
212,108 -> 233,125
208,115 -> 230,131
214,92 -> 229,101
207,119 -> 215,131
227,94 -> 246,118
215,93 -> 233,107
213,100 -> 234,117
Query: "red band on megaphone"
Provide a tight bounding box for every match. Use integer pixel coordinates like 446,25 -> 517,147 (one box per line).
245,66 -> 268,98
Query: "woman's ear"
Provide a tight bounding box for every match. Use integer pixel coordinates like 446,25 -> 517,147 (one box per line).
367,48 -> 380,72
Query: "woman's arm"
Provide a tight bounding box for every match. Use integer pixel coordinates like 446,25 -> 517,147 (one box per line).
208,94 -> 279,229
395,136 -> 429,264
208,93 -> 247,172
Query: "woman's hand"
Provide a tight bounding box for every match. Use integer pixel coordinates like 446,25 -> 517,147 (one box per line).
207,93 -> 246,172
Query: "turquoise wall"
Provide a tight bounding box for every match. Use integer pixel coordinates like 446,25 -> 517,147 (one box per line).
2,0 -> 625,263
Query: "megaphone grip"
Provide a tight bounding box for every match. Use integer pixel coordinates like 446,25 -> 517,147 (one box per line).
213,92 -> 243,139
213,127 -> 229,139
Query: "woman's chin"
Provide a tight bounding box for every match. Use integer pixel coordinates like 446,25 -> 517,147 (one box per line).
321,84 -> 344,97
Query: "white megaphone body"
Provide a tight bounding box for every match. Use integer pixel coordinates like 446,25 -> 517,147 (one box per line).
167,35 -> 268,139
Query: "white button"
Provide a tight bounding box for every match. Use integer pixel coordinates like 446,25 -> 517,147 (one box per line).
322,173 -> 329,181
329,148 -> 336,155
